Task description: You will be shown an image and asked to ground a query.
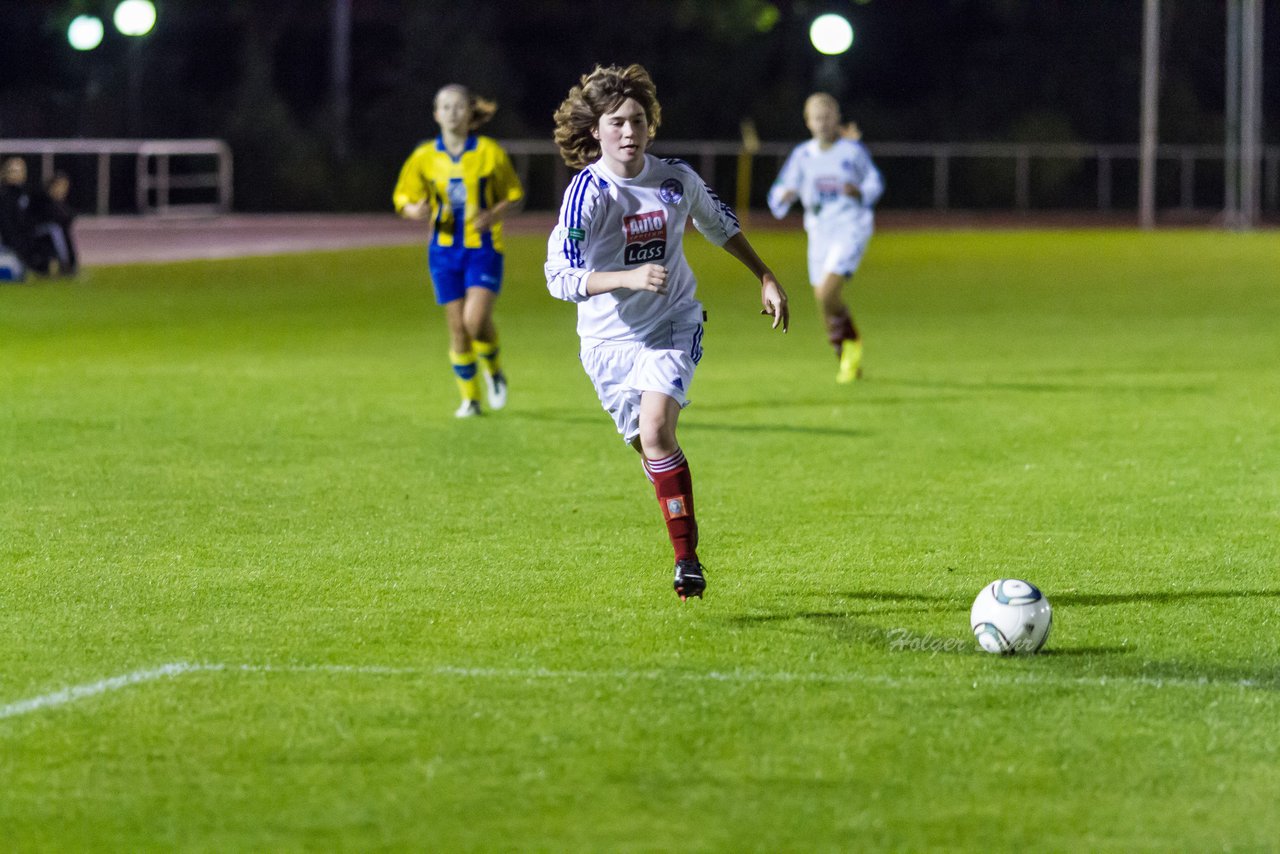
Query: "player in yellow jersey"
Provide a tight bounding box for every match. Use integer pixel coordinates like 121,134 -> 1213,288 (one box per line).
393,84 -> 525,417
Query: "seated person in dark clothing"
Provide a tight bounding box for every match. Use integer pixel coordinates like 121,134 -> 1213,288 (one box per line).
30,171 -> 78,276
0,156 -> 35,265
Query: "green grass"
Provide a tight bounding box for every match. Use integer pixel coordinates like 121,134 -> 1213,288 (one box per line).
2,228 -> 1278,851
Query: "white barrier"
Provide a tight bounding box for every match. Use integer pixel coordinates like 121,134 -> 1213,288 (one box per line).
0,138 -> 233,216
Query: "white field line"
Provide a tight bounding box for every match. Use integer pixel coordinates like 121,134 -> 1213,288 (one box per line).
0,662 -> 204,720
0,661 -> 1266,722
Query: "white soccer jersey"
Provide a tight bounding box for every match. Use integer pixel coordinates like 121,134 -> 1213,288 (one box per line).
768,138 -> 883,237
545,154 -> 741,344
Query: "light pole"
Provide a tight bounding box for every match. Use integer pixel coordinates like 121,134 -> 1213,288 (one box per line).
1237,0 -> 1263,230
331,0 -> 352,160
1138,0 -> 1160,230
113,0 -> 157,137
1225,0 -> 1265,229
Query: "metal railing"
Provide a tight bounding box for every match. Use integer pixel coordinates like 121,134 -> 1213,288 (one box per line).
0,138 -> 233,215
1,137 -> 1273,217
503,139 -> 1280,215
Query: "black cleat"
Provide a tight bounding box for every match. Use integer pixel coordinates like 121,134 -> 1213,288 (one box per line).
673,559 -> 706,601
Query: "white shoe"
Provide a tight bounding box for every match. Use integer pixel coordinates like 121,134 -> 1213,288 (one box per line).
484,371 -> 508,410
455,400 -> 482,418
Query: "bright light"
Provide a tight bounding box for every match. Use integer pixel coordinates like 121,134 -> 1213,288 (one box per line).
810,13 -> 854,55
113,0 -> 157,37
68,15 -> 105,50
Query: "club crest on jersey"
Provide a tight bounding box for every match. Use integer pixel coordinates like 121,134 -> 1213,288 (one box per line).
659,178 -> 684,204
623,210 -> 667,264
447,178 -> 467,208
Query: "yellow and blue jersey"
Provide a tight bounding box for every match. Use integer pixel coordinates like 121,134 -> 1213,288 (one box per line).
392,134 -> 524,252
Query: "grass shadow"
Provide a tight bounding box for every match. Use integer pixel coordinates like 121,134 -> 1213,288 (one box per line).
729,609 -> 899,646
730,608 -> 1278,687
1054,589 -> 1280,607
508,408 -> 869,440
728,587 -> 1280,687
833,590 -> 953,604
1034,646 -> 1132,657
882,377 -> 1212,396
1085,658 -> 1280,689
692,421 -> 869,439
695,390 -> 970,411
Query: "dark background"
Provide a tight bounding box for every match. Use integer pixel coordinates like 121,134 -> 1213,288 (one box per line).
2,0 -> 1276,211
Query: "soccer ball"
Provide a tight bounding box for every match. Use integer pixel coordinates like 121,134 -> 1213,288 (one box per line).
970,579 -> 1052,654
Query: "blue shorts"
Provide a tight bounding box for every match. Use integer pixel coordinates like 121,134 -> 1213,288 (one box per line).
428,244 -> 504,305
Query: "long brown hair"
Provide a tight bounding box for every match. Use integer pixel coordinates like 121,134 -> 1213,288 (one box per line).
435,84 -> 498,131
552,64 -> 661,169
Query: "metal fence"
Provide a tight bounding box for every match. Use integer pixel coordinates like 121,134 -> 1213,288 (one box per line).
0,138 -> 233,216
1,137 -> 1275,218
505,139 -> 1280,217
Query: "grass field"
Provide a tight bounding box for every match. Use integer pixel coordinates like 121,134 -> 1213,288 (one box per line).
2,227 -> 1278,851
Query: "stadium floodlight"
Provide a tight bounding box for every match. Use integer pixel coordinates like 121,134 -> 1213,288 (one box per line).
810,13 -> 854,55
113,0 -> 157,37
68,15 -> 105,51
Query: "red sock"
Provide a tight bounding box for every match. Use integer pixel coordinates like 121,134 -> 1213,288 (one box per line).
643,449 -> 698,562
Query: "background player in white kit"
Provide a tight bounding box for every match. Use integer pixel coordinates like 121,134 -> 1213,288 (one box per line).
546,64 -> 789,601
769,92 -> 883,384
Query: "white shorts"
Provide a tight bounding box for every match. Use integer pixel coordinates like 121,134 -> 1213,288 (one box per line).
580,321 -> 704,443
807,231 -> 871,285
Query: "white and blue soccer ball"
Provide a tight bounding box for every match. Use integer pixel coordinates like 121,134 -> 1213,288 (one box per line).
970,579 -> 1052,654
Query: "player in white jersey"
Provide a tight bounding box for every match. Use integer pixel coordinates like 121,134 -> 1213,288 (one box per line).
768,93 -> 883,383
546,64 -> 789,601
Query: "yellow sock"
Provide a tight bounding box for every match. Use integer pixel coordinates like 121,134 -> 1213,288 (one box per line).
449,349 -> 481,402
474,337 -> 502,377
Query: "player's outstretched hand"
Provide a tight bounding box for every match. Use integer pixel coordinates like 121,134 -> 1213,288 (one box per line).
759,274 -> 789,332
624,263 -> 668,294
841,121 -> 862,141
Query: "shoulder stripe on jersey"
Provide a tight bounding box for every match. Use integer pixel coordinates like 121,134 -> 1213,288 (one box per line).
567,169 -> 594,227
704,182 -> 740,228
568,171 -> 593,264
563,170 -> 595,266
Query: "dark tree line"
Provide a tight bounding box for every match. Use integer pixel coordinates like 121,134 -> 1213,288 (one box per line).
2,0 -> 1275,210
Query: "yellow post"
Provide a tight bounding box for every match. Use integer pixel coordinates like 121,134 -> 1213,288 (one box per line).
737,119 -> 760,228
